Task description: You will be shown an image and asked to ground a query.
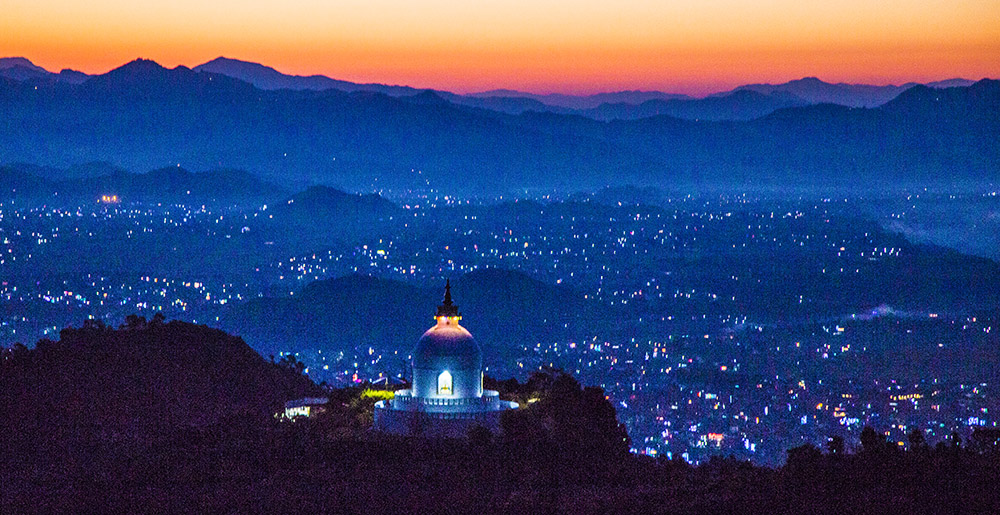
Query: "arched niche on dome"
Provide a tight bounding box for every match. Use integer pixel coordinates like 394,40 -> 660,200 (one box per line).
438,371 -> 453,395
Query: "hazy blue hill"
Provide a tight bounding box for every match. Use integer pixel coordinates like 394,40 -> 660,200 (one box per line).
269,185 -> 397,223
220,269 -> 598,360
86,58 -> 183,88
926,78 -> 976,88
399,89 -> 453,106
0,165 -> 56,198
0,57 -> 48,73
252,186 -> 401,249
582,89 -> 808,121
0,58 -> 90,84
731,77 -> 913,107
68,166 -> 288,203
55,69 -> 90,84
0,165 -> 286,204
0,64 -> 50,81
467,88 -> 691,109
450,267 -> 593,337
61,161 -> 128,179
194,56 -> 356,91
570,184 -> 667,205
0,57 -> 50,81
446,94 -> 579,115
222,274 -> 433,359
878,79 -> 1000,119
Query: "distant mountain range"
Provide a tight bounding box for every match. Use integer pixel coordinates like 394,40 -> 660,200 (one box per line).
464,88 -> 693,110
1,57 -> 996,193
193,57 -> 422,97
0,57 -> 89,84
2,56 -> 980,120
577,89 -> 809,121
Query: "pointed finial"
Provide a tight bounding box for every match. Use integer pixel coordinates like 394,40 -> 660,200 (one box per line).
436,279 -> 460,318
443,279 -> 453,306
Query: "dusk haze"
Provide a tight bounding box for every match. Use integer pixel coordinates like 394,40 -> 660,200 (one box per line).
4,0 -> 999,94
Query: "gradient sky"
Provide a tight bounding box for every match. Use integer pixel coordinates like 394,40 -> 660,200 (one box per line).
3,1 -> 998,95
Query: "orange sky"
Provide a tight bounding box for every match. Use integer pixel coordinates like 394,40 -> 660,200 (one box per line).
3,1 -> 998,95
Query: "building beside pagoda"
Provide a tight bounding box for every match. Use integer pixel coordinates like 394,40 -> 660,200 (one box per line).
373,281 -> 518,437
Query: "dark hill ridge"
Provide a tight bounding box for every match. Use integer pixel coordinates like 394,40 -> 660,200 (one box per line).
72,166 -> 288,203
0,317 -> 321,444
220,269 -> 599,360
83,58 -> 258,99
263,185 -> 399,243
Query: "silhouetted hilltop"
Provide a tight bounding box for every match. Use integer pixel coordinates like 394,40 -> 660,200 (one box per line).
55,68 -> 90,84
84,58 -> 256,99
0,57 -> 48,73
732,76 -> 911,107
265,186 -> 398,239
926,78 -> 976,88
0,58 -> 50,81
75,166 -> 287,203
0,57 -> 89,83
193,56 -> 422,96
400,89 -> 453,106
879,79 -> 1000,119
0,317 -> 320,444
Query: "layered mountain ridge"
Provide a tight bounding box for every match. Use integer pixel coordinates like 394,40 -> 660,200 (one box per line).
1,57 -> 996,194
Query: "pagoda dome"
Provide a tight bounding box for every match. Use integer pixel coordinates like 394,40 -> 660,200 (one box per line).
412,320 -> 482,371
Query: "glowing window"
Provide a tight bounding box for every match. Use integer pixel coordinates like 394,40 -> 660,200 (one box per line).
438,371 -> 453,395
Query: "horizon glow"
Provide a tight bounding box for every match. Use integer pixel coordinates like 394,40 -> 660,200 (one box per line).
3,1 -> 998,95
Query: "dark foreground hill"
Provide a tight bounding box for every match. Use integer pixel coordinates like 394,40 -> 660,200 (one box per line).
0,316 -> 321,446
2,337 -> 999,513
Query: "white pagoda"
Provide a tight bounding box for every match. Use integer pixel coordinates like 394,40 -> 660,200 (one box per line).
373,281 -> 518,437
